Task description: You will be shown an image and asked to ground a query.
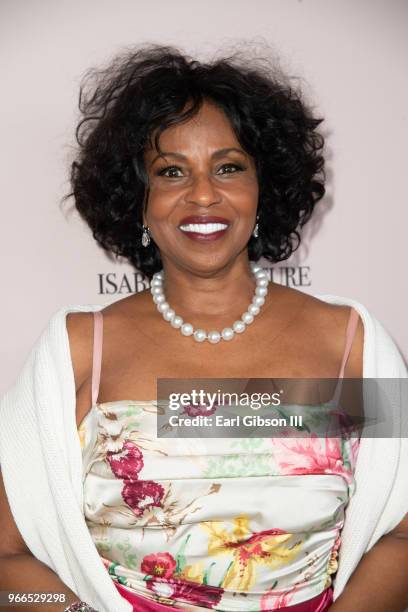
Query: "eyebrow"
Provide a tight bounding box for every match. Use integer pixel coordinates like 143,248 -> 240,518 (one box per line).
148,147 -> 247,167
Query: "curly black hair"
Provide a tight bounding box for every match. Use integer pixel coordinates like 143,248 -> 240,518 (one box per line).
66,43 -> 325,280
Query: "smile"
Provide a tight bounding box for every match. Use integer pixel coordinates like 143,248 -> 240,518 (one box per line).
178,222 -> 230,242
179,222 -> 229,234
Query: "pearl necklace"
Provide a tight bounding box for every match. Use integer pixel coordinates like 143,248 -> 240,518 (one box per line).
150,262 -> 270,343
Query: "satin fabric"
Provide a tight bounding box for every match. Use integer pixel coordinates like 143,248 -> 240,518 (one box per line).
80,399 -> 358,610
112,580 -> 334,611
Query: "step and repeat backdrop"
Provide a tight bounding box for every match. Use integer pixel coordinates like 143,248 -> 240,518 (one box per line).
1,0 -> 407,392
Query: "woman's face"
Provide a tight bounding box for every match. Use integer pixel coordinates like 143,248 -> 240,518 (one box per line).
143,100 -> 259,275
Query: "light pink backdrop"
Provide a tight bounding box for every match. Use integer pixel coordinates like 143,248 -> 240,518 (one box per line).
1,0 -> 407,393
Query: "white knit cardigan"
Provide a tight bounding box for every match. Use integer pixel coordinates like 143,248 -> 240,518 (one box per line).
0,295 -> 407,612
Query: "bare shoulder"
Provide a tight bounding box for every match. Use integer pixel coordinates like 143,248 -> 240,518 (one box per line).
273,285 -> 364,377
100,289 -> 152,319
314,295 -> 363,377
66,311 -> 95,393
305,289 -> 364,378
66,292 -> 151,393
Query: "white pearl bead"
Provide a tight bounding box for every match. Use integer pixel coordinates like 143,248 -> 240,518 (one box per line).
251,264 -> 261,272
155,272 -> 164,280
221,327 -> 234,341
248,304 -> 260,316
171,315 -> 183,328
151,278 -> 163,287
153,294 -> 166,304
257,278 -> 269,287
233,320 -> 246,333
181,323 -> 194,336
157,302 -> 170,313
255,286 -> 268,297
242,312 -> 254,324
253,295 -> 265,307
151,286 -> 163,296
193,329 -> 207,342
163,308 -> 175,321
255,270 -> 267,279
207,331 -> 221,343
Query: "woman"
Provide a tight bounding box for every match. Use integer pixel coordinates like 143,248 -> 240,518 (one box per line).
0,44 -> 407,612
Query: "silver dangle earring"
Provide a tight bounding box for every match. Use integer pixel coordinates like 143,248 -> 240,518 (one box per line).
252,214 -> 260,238
142,225 -> 151,247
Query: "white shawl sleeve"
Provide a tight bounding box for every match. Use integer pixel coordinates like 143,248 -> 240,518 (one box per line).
316,296 -> 408,603
0,304 -> 132,612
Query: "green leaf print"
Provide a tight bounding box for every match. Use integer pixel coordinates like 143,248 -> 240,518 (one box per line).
125,405 -> 143,417
117,538 -> 139,570
218,560 -> 233,588
175,534 -> 191,574
203,453 -> 272,478
231,438 -> 264,451
203,561 -> 216,586
204,438 -> 274,477
108,562 -> 119,577
95,540 -> 112,554
341,437 -> 352,471
125,421 -> 141,431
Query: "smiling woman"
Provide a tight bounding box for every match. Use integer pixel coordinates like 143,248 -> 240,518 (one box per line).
142,102 -> 260,268
68,44 -> 324,283
0,43 -> 407,612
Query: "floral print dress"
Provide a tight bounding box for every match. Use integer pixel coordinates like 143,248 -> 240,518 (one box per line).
78,397 -> 360,611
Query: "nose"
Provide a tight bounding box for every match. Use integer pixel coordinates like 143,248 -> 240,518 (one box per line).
185,173 -> 221,207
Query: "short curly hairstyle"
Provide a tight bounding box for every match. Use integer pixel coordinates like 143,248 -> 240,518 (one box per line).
66,43 -> 325,280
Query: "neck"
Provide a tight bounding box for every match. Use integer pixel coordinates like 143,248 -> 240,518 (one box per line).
158,260 -> 259,321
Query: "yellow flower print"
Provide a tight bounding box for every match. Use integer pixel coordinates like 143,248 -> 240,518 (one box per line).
78,423 -> 86,450
178,562 -> 206,584
201,514 -> 303,591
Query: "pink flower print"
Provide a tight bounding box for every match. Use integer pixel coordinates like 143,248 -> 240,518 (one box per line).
260,583 -> 300,610
141,552 -> 177,579
146,576 -> 223,608
106,440 -> 144,480
272,433 -> 352,483
182,403 -> 218,417
122,480 -> 164,517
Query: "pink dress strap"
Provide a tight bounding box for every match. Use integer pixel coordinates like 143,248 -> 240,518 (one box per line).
91,311 -> 103,407
330,307 -> 360,406
337,307 -> 360,379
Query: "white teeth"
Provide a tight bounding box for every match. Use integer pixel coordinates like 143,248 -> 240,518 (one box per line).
179,223 -> 229,234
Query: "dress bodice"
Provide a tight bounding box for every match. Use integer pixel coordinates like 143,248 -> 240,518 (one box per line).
78,398 -> 359,611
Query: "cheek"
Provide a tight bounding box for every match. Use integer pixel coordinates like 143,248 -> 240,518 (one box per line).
221,177 -> 258,204
148,181 -> 179,196
229,169 -> 258,190
145,186 -> 180,219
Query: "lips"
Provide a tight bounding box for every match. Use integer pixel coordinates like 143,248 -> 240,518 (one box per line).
177,215 -> 231,242
178,215 -> 231,226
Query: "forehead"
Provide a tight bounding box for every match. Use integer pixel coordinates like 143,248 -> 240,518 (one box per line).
145,100 -> 240,155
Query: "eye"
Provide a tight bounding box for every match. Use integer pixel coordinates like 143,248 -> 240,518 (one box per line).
217,163 -> 244,175
157,165 -> 183,178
